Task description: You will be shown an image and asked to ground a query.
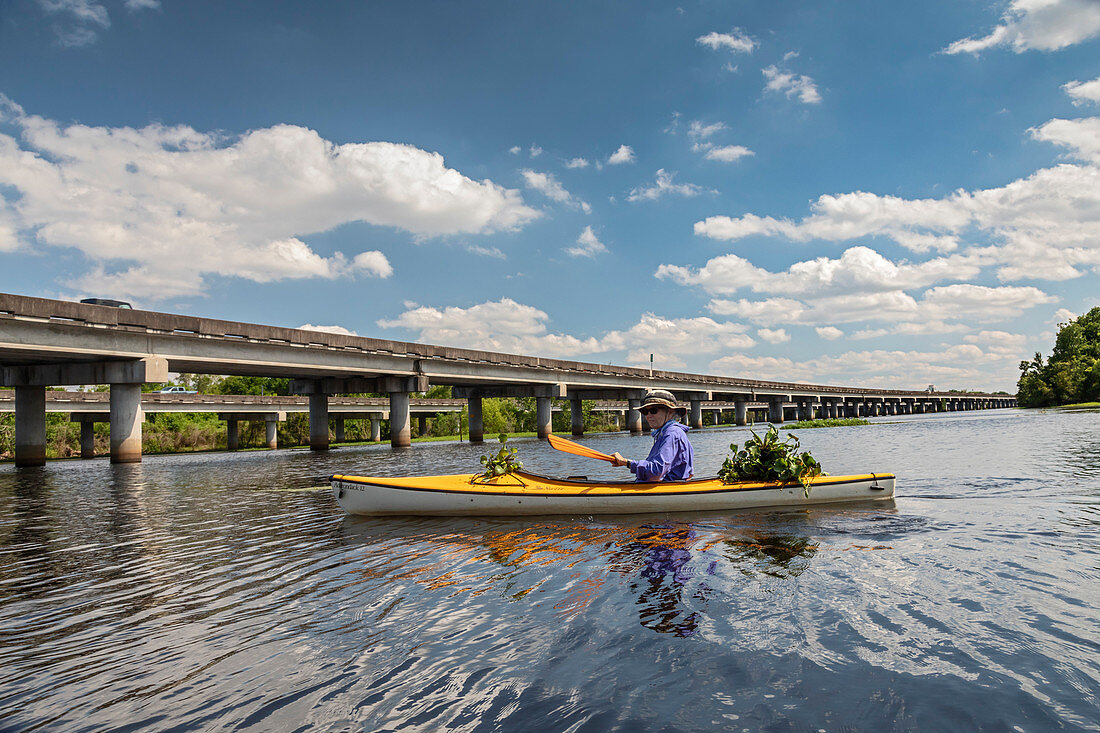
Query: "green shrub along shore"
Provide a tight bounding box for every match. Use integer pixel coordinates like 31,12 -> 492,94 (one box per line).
782,418 -> 871,429
1017,306 -> 1100,408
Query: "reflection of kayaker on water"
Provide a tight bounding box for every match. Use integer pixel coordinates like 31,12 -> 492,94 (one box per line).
609,390 -> 695,481
627,525 -> 714,637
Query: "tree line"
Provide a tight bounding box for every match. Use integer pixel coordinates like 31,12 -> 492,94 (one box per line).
1017,307 -> 1100,407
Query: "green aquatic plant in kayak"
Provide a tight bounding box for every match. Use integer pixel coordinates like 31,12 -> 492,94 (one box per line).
718,426 -> 823,496
479,433 -> 524,478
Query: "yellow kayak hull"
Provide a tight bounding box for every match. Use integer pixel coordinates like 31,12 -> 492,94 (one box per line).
331,471 -> 895,516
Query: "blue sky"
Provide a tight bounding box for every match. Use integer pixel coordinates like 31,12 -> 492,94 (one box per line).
1,0 -> 1099,392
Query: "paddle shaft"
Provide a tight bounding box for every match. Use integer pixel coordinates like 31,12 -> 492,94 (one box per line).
547,434 -> 617,463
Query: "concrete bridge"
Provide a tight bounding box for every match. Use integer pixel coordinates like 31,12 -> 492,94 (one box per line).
0,390 -> 467,457
0,293 -> 1015,465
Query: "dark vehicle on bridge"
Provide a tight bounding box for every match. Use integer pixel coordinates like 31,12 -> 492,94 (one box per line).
80,298 -> 132,308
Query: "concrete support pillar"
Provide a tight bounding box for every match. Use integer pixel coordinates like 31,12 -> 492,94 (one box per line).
334,418 -> 345,443
390,392 -> 412,448
690,400 -> 703,430
370,418 -> 381,442
735,400 -> 748,426
536,397 -> 552,440
570,397 -> 584,436
110,383 -> 143,464
15,385 -> 46,467
309,392 -> 329,451
713,409 -> 721,426
265,418 -> 278,449
467,396 -> 483,443
769,398 -> 785,424
628,399 -> 643,435
417,415 -> 427,437
80,420 -> 96,459
227,419 -> 239,451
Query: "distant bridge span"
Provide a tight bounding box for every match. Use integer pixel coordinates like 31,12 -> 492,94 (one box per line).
0,293 -> 1014,465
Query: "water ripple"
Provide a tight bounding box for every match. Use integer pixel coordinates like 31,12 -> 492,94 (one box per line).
1,410 -> 1099,730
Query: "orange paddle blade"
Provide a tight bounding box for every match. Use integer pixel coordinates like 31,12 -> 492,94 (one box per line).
547,434 -> 616,462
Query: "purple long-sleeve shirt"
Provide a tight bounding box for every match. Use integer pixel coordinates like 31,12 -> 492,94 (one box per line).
628,420 -> 694,482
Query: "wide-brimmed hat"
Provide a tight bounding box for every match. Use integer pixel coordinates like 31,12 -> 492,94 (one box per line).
638,389 -> 687,415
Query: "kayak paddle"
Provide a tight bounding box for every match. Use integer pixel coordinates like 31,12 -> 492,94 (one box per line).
547,434 -> 616,463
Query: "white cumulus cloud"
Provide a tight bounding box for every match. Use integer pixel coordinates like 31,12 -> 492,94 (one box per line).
1064,77 -> 1100,105
1030,117 -> 1100,164
944,0 -> 1100,54
692,129 -> 1100,282
688,121 -> 728,141
757,328 -> 790,344
377,298 -> 603,358
521,169 -> 590,212
298,323 -> 358,336
762,65 -> 822,104
706,284 -> 1055,329
607,145 -> 636,165
657,246 -> 985,297
377,300 -> 755,360
37,0 -> 158,46
704,145 -> 755,163
628,169 -> 713,202
566,226 -> 608,258
0,97 -> 537,300
710,343 -> 1024,392
696,29 -> 757,54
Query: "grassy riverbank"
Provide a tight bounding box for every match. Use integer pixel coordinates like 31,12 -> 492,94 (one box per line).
782,418 -> 871,430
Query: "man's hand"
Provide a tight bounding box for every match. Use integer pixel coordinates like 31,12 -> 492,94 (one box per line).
610,452 -> 629,467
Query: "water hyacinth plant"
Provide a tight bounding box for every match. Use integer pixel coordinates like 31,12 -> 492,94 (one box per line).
718,426 -> 823,496
478,433 -> 524,479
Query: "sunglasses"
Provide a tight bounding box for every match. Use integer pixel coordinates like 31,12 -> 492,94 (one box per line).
639,406 -> 665,416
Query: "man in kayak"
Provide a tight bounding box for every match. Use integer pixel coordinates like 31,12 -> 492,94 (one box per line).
609,390 -> 695,481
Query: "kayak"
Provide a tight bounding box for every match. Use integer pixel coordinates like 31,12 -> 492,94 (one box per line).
331,470 -> 895,516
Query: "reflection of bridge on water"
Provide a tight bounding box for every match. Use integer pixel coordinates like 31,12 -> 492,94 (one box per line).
0,292 -> 1014,466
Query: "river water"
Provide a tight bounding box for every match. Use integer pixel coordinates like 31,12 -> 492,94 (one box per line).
1,408 -> 1097,731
